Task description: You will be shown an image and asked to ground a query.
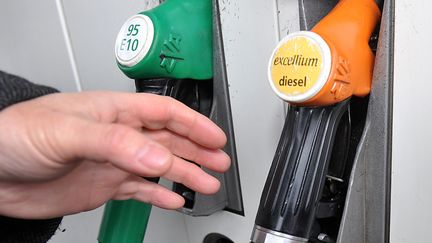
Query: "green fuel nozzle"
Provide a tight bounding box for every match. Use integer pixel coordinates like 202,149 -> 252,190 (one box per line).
99,1 -> 214,243
115,0 -> 213,80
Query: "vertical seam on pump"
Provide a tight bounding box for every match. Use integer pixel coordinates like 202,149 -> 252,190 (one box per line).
181,214 -> 192,243
273,0 -> 288,117
385,0 -> 395,242
55,0 -> 83,92
274,0 -> 281,42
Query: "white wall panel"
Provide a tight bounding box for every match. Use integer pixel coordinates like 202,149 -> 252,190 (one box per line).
49,206 -> 105,243
61,0 -> 159,91
144,208 -> 190,243
391,0 -> 432,242
0,0 -> 77,92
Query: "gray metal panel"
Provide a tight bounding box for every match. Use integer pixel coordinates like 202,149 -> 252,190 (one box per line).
298,0 -> 338,30
61,0 -> 159,91
175,0 -> 243,217
181,0 -> 289,242
0,0 -> 77,92
337,0 -> 394,242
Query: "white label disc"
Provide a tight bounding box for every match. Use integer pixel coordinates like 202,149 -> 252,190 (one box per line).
115,14 -> 154,67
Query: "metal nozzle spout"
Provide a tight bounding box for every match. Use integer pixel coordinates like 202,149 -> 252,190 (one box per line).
251,226 -> 308,243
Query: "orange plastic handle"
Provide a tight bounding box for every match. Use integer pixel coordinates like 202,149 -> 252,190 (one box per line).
300,0 -> 381,106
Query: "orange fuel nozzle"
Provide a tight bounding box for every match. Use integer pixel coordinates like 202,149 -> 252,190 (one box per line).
268,0 -> 381,106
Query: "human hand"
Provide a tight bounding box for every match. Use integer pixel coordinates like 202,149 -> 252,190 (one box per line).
0,92 -> 230,219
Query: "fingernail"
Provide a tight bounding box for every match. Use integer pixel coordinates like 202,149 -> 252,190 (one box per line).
221,152 -> 231,171
212,151 -> 231,172
136,145 -> 171,173
208,177 -> 221,194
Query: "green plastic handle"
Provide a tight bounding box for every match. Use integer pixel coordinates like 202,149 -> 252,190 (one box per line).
98,200 -> 152,243
115,0 -> 213,80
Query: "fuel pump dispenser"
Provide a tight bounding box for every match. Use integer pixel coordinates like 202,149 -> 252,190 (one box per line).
98,1 -> 243,242
251,0 -> 381,242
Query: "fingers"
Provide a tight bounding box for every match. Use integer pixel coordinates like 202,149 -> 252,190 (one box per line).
110,93 -> 227,149
62,118 -> 173,177
62,118 -> 228,194
114,176 -> 185,209
164,156 -> 221,194
144,129 -> 231,173
113,162 -> 221,209
36,92 -> 227,150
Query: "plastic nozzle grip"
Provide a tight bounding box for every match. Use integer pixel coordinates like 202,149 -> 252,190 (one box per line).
253,100 -> 350,239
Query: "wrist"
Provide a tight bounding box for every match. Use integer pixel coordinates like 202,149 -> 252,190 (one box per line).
0,70 -> 58,111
